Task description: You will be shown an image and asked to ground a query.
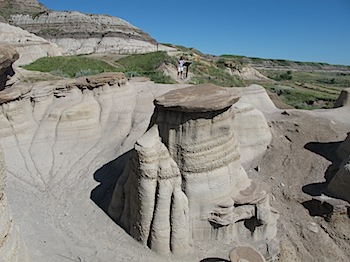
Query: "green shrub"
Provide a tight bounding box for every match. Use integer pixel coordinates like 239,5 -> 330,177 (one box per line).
23,56 -> 118,77
189,62 -> 244,87
116,51 -> 176,84
117,51 -> 174,72
279,87 -> 336,109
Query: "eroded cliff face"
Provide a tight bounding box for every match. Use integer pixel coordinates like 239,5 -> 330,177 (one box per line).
9,11 -> 164,56
0,72 -> 164,261
0,72 -> 136,189
109,84 -> 279,259
0,50 -> 276,260
0,142 -> 30,262
0,22 -> 62,66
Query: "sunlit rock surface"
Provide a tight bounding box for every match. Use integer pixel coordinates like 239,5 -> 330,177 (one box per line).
10,11 -> 174,56
109,84 -> 279,258
0,22 -> 62,66
0,147 -> 30,262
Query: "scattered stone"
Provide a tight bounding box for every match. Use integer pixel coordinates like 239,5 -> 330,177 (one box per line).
306,222 -> 319,233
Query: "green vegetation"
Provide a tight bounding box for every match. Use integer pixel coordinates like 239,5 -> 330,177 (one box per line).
264,84 -> 338,109
116,51 -> 176,84
259,68 -> 350,109
188,61 -> 244,87
0,4 -> 44,20
19,44 -> 350,109
23,56 -> 118,78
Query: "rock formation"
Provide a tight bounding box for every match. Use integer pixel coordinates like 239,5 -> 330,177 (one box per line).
322,90 -> 350,203
327,132 -> 350,202
334,88 -> 350,108
231,85 -> 274,164
0,45 -> 19,90
109,84 -> 279,258
0,64 -> 183,261
231,65 -> 271,82
0,50 -> 30,261
9,11 -> 174,56
0,22 -> 62,66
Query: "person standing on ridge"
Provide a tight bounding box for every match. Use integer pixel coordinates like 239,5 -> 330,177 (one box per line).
177,55 -> 185,79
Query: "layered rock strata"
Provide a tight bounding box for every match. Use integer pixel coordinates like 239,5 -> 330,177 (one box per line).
0,70 -> 184,261
0,22 -> 62,66
0,72 -> 131,189
109,84 -> 279,257
9,11 -> 173,56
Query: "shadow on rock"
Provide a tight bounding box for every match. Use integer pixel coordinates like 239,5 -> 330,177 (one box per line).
90,150 -> 133,213
302,140 -> 346,218
302,199 -> 333,221
200,258 -> 229,262
302,141 -> 343,197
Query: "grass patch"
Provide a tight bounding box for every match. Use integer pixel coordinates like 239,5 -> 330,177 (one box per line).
263,84 -> 338,109
116,51 -> 176,84
188,61 -> 244,87
23,56 -> 118,78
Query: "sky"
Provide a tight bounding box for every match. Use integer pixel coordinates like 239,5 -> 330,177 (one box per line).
38,0 -> 350,66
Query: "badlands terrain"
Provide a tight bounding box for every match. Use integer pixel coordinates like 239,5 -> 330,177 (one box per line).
1,1 -> 350,262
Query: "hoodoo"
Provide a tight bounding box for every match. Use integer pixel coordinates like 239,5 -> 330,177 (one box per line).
109,84 -> 279,258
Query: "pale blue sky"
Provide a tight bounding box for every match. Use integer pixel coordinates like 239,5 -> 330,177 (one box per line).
39,0 -> 350,65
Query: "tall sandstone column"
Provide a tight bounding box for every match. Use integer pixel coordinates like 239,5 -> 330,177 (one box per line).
109,84 -> 279,258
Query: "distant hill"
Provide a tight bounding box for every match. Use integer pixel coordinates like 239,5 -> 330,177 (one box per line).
220,54 -> 350,72
0,0 -> 47,19
2,0 -> 350,110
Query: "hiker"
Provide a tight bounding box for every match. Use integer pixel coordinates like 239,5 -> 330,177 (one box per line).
177,56 -> 185,79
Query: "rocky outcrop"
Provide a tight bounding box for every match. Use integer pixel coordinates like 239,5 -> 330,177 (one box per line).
0,67 -> 276,261
0,45 -> 19,90
0,45 -> 31,260
230,66 -> 271,81
0,72 -> 179,261
109,84 -> 279,258
0,22 -> 62,66
231,85 -> 275,164
325,90 -> 350,203
334,88 -> 350,108
327,132 -> 350,202
0,72 -> 132,187
9,11 -> 172,56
